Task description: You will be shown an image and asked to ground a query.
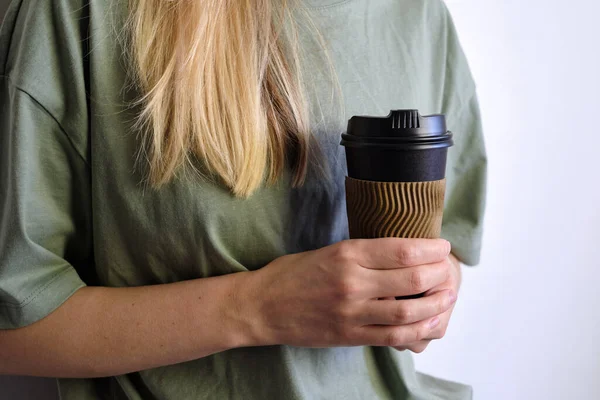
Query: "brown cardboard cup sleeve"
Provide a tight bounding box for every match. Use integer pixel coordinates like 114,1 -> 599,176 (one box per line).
345,177 -> 446,239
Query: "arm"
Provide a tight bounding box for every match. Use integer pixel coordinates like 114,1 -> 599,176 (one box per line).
0,273 -> 257,378
0,239 -> 455,378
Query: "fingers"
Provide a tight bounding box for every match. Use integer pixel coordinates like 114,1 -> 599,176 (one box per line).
365,260 -> 451,298
392,306 -> 454,353
359,290 -> 455,326
423,307 -> 452,341
358,316 -> 440,347
347,238 -> 451,270
394,340 -> 432,354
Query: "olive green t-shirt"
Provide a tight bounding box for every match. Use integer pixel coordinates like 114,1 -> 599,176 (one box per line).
0,0 -> 486,399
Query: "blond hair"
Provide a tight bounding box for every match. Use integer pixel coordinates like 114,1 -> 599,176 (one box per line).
127,0 -> 311,197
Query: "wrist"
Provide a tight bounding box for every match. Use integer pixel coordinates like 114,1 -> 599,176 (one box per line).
224,270 -> 274,349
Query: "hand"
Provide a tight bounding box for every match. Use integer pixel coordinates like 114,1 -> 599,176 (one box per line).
392,253 -> 461,353
240,238 -> 456,349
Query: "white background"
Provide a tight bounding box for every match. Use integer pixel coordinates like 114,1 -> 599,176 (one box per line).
1,0 -> 600,399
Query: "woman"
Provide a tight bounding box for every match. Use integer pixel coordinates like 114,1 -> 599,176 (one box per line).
0,0 -> 486,399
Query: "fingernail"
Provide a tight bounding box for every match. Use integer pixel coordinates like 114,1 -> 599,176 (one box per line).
444,240 -> 452,253
428,317 -> 440,329
448,291 -> 457,304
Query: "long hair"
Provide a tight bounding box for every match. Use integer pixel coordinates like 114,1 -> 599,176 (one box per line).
126,0 -> 312,197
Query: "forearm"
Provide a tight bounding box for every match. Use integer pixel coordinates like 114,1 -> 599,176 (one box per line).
0,272 -> 258,378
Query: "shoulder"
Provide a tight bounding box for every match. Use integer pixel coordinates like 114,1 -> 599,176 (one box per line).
0,0 -> 124,162
390,0 -> 476,113
1,0 -> 83,74
388,0 -> 451,25
379,0 -> 455,55
0,0 -> 124,89
0,0 -> 127,118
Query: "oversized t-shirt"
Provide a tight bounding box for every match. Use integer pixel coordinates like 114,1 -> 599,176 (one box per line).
0,0 -> 487,399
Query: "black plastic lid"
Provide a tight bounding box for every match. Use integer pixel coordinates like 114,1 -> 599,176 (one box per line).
341,110 -> 453,151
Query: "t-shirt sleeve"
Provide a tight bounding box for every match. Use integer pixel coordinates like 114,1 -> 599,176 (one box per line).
0,79 -> 89,329
441,93 -> 487,266
436,2 -> 488,266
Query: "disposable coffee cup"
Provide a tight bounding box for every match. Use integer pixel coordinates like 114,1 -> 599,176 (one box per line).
341,110 -> 453,299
